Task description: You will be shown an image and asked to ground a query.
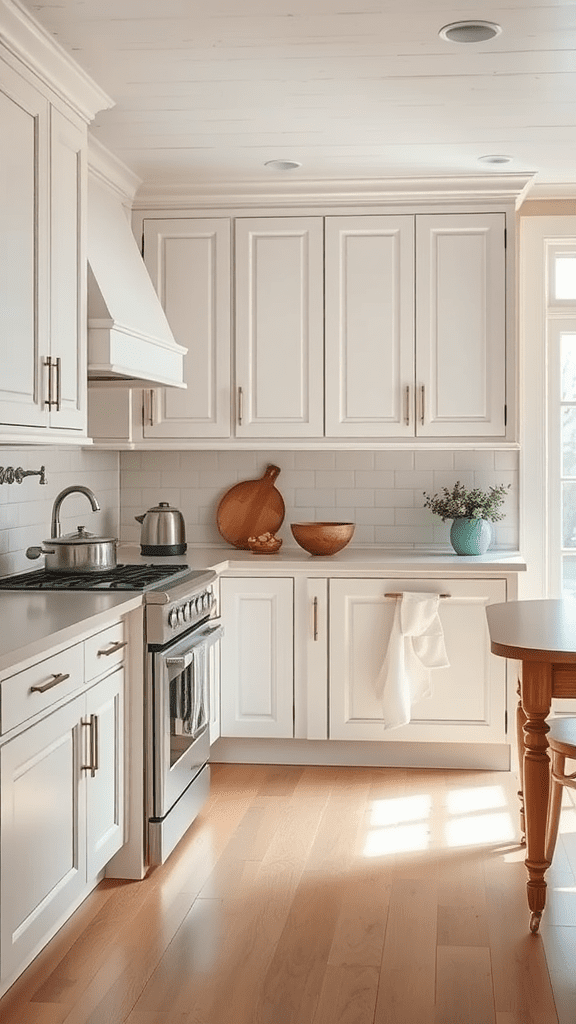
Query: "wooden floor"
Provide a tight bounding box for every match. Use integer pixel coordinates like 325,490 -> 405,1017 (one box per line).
0,763 -> 565,1024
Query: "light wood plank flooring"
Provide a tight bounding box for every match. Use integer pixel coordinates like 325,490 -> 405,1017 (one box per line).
0,763 -> 567,1024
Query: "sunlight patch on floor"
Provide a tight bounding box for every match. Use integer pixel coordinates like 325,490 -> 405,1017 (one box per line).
363,783 -> 515,857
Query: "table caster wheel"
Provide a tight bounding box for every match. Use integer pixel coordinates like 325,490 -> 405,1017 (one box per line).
530,911 -> 542,934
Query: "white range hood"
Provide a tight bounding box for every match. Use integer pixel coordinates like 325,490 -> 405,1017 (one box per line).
87,178 -> 187,388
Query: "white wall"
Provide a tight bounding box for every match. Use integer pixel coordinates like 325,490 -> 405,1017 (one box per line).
0,447 -> 119,576
120,449 -> 519,550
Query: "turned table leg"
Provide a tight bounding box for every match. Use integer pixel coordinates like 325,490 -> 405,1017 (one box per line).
521,661 -> 552,934
516,678 -> 527,844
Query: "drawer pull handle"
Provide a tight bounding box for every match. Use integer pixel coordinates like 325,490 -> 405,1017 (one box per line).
30,672 -> 70,693
82,714 -> 98,777
384,592 -> 451,599
97,640 -> 127,656
312,596 -> 319,641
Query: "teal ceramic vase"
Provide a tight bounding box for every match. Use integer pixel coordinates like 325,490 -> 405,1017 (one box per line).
449,517 -> 492,556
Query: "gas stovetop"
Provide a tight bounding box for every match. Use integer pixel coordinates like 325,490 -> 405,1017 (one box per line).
0,563 -> 197,592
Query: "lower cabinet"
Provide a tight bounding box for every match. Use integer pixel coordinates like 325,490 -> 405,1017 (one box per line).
219,576 -> 294,738
0,666 -> 124,987
329,578 -> 507,742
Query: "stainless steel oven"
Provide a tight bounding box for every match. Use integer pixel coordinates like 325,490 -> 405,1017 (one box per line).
147,612 -> 222,865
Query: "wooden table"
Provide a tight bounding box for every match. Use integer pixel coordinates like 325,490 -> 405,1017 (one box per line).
486,599 -> 576,933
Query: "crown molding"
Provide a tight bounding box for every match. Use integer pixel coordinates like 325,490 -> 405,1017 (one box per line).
0,0 -> 112,121
519,181 -> 576,202
88,136 -> 142,206
133,172 -> 536,211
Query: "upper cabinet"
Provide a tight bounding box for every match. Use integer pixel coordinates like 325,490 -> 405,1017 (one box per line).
0,5 -> 110,443
325,213 -> 506,438
141,218 -> 231,438
235,217 -> 324,438
89,204 -> 513,448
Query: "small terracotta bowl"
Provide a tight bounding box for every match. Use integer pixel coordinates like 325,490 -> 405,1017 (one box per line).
247,534 -> 283,554
290,522 -> 355,556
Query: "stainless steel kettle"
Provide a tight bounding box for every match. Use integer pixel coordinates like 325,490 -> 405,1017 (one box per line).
135,502 -> 187,555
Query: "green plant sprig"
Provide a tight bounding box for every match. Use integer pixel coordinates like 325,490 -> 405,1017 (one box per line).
422,480 -> 511,523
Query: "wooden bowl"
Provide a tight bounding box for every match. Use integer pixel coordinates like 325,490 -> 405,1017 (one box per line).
290,522 -> 355,556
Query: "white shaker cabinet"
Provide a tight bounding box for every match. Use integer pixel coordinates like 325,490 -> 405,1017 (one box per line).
328,577 -> 507,743
234,217 -> 325,438
219,577 -> 294,738
324,213 -> 506,438
0,62 -> 88,438
416,214 -> 506,437
324,216 -> 415,437
142,218 -> 232,439
0,622 -> 126,993
0,60 -> 49,431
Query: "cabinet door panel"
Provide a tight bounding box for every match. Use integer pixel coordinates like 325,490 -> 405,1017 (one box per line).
220,577 -> 294,737
416,213 -> 506,437
325,216 -> 415,436
0,63 -> 49,429
0,698 -> 85,982
49,108 -> 86,431
329,578 -> 507,742
235,218 -> 324,437
143,219 -> 231,438
85,668 -> 124,879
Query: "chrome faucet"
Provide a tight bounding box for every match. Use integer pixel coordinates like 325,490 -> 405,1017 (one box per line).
50,486 -> 100,538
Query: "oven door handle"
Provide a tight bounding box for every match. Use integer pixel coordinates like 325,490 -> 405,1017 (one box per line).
165,622 -> 223,673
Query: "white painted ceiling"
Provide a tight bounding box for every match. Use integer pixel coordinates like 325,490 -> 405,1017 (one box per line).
20,0 -> 576,195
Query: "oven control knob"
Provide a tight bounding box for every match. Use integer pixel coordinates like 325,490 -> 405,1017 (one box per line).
203,592 -> 210,610
168,608 -> 178,629
195,596 -> 202,615
181,603 -> 190,622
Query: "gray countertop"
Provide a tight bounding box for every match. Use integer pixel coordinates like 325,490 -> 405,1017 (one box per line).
0,591 -> 142,675
116,543 -> 527,575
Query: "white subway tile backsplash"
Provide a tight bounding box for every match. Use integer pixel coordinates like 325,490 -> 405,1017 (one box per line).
315,470 -> 355,488
394,470 -> 435,490
336,489 -> 374,507
295,488 -> 336,506
374,488 -> 414,508
374,451 -> 415,470
454,451 -> 495,471
115,449 -> 519,552
335,451 -> 374,470
414,451 -> 455,471
294,451 -> 335,470
354,470 -> 395,488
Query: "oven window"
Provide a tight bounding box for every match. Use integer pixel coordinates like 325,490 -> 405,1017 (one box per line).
169,650 -> 207,765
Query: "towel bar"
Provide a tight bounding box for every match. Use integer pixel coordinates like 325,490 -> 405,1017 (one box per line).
384,592 -> 451,599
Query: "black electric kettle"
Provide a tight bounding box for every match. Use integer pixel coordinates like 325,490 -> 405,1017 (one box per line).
135,502 -> 187,555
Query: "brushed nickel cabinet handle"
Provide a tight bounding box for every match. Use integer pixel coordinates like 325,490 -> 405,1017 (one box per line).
30,671 -> 70,693
81,714 -> 98,777
97,640 -> 127,657
420,384 -> 425,426
312,596 -> 319,641
44,357 -> 53,408
54,357 -> 62,411
238,386 -> 244,426
405,384 -> 410,426
384,592 -> 451,599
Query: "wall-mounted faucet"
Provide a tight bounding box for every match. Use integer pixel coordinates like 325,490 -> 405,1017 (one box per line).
51,486 -> 100,538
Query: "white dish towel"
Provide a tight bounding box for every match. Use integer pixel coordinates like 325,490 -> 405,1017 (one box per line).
375,592 -> 450,730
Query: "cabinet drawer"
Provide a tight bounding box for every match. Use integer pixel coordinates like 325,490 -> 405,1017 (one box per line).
84,621 -> 126,681
1,643 -> 84,734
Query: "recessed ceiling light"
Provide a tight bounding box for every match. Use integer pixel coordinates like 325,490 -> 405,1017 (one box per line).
439,20 -> 502,43
264,159 -> 302,171
478,154 -> 512,165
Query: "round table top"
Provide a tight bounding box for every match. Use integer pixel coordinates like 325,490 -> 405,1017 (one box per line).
486,599 -> 576,662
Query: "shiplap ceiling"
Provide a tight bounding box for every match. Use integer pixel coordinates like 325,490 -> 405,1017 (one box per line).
20,0 -> 576,195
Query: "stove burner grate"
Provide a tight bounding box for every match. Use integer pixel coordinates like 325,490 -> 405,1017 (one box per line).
0,564 -> 191,591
